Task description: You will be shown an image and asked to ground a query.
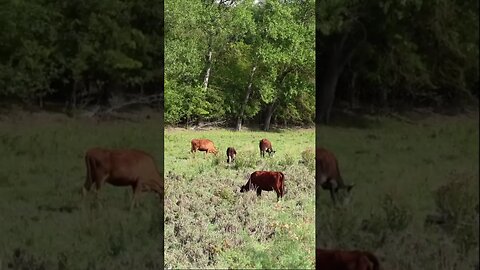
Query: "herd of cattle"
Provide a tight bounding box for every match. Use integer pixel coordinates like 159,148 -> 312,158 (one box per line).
81,138 -> 380,269
191,138 -> 286,200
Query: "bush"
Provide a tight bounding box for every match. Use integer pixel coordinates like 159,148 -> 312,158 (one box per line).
432,173 -> 479,252
233,150 -> 259,169
300,147 -> 315,172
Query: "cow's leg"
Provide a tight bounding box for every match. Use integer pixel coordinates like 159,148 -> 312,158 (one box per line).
329,188 -> 337,205
82,179 -> 93,198
275,189 -> 281,202
256,189 -> 262,197
130,182 -> 140,210
91,172 -> 108,206
83,157 -> 94,197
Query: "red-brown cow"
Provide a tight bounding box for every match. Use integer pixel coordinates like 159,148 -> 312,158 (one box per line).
83,148 -> 163,209
240,171 -> 285,201
191,139 -> 218,155
316,147 -> 354,204
316,248 -> 380,270
226,147 -> 237,163
259,138 -> 275,158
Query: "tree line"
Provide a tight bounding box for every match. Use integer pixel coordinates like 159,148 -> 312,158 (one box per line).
1,0 -> 477,128
317,0 -> 478,124
0,0 -> 163,114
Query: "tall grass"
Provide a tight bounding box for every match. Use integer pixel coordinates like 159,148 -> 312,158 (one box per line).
317,114 -> 479,270
0,117 -> 163,269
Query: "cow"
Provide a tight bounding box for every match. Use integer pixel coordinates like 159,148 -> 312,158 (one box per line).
226,147 -> 237,163
240,171 -> 285,201
316,248 -> 380,270
259,138 -> 275,158
82,147 -> 163,209
316,147 -> 354,205
191,139 -> 218,156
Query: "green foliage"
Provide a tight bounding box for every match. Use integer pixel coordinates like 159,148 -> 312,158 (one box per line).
0,0 -> 162,106
318,0 -> 479,115
165,0 -> 315,127
233,150 -> 260,169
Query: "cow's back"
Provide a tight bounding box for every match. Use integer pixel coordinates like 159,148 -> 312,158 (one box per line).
250,171 -> 283,189
86,147 -> 113,171
316,249 -> 379,270
191,139 -> 216,152
316,147 -> 342,182
108,149 -> 161,181
259,139 -> 272,150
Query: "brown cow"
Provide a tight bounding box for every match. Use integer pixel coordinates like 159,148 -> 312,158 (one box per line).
191,139 -> 218,156
240,171 -> 285,201
226,147 -> 237,163
316,248 -> 380,270
259,138 -> 275,158
83,147 -> 163,209
316,147 -> 354,204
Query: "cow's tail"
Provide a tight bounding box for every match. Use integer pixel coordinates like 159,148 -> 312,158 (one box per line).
363,252 -> 380,270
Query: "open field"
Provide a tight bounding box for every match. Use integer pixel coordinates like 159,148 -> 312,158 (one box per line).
0,113 -> 163,270
164,128 -> 315,268
317,113 -> 479,270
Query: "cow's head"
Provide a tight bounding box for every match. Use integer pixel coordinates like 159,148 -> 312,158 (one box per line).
337,183 -> 355,205
240,184 -> 248,193
267,149 -> 276,157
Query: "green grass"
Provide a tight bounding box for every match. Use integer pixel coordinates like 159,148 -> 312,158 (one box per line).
317,114 -> 479,270
164,128 -> 315,269
0,116 -> 163,270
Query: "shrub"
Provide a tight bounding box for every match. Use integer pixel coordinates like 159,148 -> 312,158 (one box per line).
433,173 -> 479,252
300,147 -> 315,172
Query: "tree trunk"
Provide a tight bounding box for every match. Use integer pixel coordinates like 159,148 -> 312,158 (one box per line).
349,71 -> 357,109
236,65 -> 257,131
71,80 -> 78,110
318,33 -> 356,124
319,73 -> 340,124
203,51 -> 212,90
263,102 -> 276,131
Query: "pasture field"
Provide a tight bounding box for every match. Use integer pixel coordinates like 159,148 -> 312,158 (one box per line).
164,128 -> 315,268
317,113 -> 479,270
0,113 -> 163,270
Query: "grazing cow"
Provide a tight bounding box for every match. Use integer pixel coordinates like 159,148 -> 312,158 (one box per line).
316,147 -> 354,204
259,138 -> 275,158
240,171 -> 285,201
83,148 -> 163,209
316,248 -> 380,270
191,139 -> 218,155
226,147 -> 237,163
